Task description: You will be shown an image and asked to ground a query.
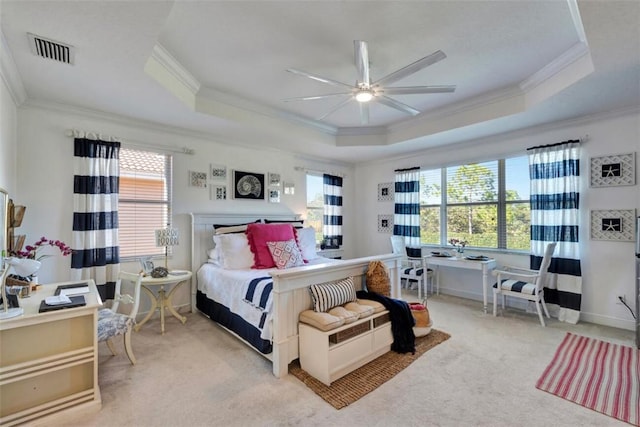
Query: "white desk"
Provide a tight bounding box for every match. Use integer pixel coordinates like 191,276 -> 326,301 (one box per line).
0,280 -> 102,425
134,271 -> 192,334
424,255 -> 497,313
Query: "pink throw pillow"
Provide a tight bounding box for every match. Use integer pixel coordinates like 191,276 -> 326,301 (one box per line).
246,223 -> 297,269
267,240 -> 305,269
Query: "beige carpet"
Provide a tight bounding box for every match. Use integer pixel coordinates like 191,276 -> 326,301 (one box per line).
63,291 -> 635,426
290,329 -> 450,409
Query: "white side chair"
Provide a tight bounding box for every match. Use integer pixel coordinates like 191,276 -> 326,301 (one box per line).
97,271 -> 144,364
492,242 -> 557,327
390,235 -> 431,301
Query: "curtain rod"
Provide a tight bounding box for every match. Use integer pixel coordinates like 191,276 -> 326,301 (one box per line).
526,135 -> 588,151
65,129 -> 195,155
294,166 -> 346,178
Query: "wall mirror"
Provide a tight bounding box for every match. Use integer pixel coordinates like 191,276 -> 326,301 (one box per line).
0,188 -> 7,258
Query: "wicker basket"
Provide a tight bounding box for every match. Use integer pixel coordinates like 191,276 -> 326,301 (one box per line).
366,260 -> 391,296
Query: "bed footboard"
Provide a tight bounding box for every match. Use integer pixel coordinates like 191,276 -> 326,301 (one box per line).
268,253 -> 402,378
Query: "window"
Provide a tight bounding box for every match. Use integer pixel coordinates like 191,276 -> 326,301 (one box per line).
419,155 -> 530,250
306,174 -> 323,243
118,148 -> 173,259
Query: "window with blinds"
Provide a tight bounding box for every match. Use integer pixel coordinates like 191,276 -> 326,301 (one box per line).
419,155 -> 530,250
118,148 -> 173,259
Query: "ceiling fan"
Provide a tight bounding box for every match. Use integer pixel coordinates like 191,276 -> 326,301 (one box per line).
284,40 -> 456,125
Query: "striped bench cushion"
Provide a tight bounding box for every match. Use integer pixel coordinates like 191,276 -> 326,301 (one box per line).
493,279 -> 537,295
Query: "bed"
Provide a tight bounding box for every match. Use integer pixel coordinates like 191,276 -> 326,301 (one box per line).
190,212 -> 402,378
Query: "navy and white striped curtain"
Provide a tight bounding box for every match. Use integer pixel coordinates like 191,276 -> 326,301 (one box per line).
71,138 -> 121,301
393,167 -> 421,258
528,140 -> 582,324
323,174 -> 343,247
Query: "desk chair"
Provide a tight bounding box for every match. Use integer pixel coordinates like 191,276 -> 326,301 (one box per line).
97,271 -> 143,364
390,235 -> 431,301
492,242 -> 557,327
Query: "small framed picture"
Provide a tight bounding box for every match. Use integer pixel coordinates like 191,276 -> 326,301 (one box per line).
590,209 -> 636,241
210,164 -> 227,181
283,182 -> 295,195
210,185 -> 227,201
378,214 -> 393,233
590,153 -> 635,187
269,189 -> 281,203
378,183 -> 394,201
189,170 -> 207,188
268,172 -> 281,187
139,257 -> 154,275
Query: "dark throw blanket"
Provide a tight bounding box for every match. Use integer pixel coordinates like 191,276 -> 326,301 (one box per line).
357,290 -> 416,354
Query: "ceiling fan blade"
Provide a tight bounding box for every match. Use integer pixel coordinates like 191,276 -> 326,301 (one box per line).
373,50 -> 447,88
286,68 -> 353,89
354,40 -> 370,87
383,85 -> 456,95
317,96 -> 353,121
282,92 -> 352,102
376,95 -> 420,116
359,102 -> 370,125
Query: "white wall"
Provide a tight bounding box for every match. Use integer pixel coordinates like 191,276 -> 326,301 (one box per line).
354,109 -> 640,331
0,74 -> 17,195
15,105 -> 354,313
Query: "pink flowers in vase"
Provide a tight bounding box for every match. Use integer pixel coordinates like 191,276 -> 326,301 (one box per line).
12,236 -> 72,261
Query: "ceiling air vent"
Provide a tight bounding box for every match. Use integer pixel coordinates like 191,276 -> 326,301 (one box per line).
28,33 -> 75,65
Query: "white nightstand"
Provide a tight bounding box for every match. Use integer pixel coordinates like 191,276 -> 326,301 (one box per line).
134,270 -> 192,334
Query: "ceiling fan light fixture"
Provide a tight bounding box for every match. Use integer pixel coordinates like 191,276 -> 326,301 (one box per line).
355,90 -> 373,103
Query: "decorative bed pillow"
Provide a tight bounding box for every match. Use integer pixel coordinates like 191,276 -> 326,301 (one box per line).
309,277 -> 357,313
266,239 -> 304,269
213,220 -> 261,235
295,227 -> 319,261
213,233 -> 254,269
246,223 -> 297,269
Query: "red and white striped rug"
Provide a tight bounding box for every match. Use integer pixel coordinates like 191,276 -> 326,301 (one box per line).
536,333 -> 639,426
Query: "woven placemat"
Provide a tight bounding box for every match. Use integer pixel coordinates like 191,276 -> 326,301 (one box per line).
290,329 -> 451,409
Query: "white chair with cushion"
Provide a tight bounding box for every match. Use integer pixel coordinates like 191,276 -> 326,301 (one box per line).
98,271 -> 144,364
492,242 -> 557,327
390,235 -> 431,301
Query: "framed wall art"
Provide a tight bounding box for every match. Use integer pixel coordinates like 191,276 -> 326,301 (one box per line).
378,214 -> 393,233
268,172 -> 281,187
189,170 -> 207,188
233,170 -> 265,200
210,185 -> 227,201
589,152 -> 636,187
269,189 -> 281,203
590,209 -> 636,241
378,182 -> 394,201
210,164 -> 227,181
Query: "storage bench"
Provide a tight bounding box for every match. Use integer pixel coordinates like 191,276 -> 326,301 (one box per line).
299,309 -> 392,385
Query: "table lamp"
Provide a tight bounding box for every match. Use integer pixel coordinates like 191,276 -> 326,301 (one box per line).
1,257 -> 41,319
155,227 -> 179,269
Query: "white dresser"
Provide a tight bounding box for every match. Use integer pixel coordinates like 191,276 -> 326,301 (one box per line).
0,280 -> 102,426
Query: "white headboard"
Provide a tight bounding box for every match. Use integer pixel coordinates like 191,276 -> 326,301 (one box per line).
189,212 -> 300,309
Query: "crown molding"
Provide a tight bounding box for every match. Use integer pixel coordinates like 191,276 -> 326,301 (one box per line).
150,43 -> 200,96
0,30 -> 27,106
519,42 -> 591,93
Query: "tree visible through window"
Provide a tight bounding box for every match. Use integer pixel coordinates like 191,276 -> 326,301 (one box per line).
118,148 -> 173,259
420,156 -> 530,250
306,174 -> 323,243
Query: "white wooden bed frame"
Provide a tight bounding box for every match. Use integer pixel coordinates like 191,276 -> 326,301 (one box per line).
190,212 -> 402,378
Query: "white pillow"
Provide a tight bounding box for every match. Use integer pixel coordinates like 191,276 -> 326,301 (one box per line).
296,227 -> 319,261
213,233 -> 254,269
